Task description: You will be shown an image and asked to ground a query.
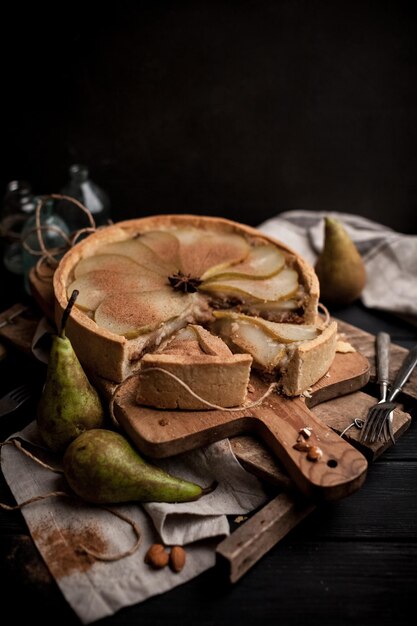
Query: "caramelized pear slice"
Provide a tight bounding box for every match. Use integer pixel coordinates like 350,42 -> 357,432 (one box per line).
97,239 -> 176,276
68,270 -> 167,312
202,244 -> 285,280
94,289 -> 192,337
213,311 -> 318,343
74,254 -> 144,278
241,299 -> 299,313
200,268 -> 299,301
174,228 -> 249,278
213,315 -> 285,371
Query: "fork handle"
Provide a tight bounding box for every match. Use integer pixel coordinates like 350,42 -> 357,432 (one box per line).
376,332 -> 390,401
388,345 -> 417,401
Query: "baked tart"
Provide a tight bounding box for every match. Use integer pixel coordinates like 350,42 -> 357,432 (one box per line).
53,214 -> 336,405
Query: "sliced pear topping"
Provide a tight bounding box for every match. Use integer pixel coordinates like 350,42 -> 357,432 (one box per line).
202,244 -> 285,280
94,289 -> 193,337
68,270 -> 167,312
213,311 -> 318,343
97,239 -> 176,276
74,254 -> 144,278
173,228 -> 250,277
213,315 -> 285,371
200,268 -> 299,302
138,231 -> 181,269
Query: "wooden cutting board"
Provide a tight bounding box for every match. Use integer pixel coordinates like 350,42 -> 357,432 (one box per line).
112,351 -> 370,501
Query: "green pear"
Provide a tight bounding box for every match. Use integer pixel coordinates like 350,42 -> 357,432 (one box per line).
63,429 -> 213,503
37,290 -> 105,454
315,217 -> 366,306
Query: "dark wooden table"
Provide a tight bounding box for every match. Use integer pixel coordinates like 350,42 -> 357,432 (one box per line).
0,266 -> 416,626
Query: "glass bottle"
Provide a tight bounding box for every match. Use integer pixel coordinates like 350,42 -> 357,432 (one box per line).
21,197 -> 70,294
0,180 -> 36,274
58,164 -> 111,233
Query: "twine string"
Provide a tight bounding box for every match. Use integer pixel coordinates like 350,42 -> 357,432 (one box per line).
109,368 -> 278,425
20,193 -> 100,283
0,439 -> 63,473
0,438 -> 142,562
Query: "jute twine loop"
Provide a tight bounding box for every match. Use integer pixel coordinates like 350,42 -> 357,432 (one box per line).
21,193 -> 101,283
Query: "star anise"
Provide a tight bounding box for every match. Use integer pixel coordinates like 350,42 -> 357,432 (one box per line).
168,271 -> 202,293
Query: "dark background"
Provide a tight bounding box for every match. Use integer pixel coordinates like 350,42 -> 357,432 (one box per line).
1,0 -> 417,233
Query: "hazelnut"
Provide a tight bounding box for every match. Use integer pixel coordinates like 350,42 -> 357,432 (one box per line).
307,445 -> 323,462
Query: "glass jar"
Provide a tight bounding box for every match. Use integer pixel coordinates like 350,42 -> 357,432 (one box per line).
21,197 -> 70,294
58,164 -> 111,233
0,180 -> 36,274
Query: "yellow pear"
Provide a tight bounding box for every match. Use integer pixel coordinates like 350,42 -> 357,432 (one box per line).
315,217 -> 366,306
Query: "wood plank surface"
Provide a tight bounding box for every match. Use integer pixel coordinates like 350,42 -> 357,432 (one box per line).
217,320 -> 415,580
337,318 -> 417,402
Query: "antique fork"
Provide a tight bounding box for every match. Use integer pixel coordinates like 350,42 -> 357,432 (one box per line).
0,384 -> 32,418
360,344 -> 417,444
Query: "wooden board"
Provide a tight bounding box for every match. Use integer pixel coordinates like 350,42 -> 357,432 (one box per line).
112,352 -> 370,501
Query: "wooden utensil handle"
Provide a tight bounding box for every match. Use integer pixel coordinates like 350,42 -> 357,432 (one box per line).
251,399 -> 368,501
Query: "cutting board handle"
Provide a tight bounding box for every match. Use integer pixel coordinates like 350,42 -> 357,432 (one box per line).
251,399 -> 368,501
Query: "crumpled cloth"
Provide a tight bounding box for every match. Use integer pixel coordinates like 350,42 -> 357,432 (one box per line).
258,210 -> 417,323
1,422 -> 267,623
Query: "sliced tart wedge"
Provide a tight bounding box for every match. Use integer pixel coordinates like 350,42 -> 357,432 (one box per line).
212,310 -> 337,395
136,325 -> 253,409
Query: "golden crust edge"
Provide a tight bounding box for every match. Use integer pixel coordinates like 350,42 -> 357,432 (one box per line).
281,321 -> 338,396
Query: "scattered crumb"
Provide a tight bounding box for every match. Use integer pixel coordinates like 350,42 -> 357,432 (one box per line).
302,389 -> 312,399
234,515 -> 248,524
336,340 -> 356,353
325,372 -> 331,378
247,383 -> 255,394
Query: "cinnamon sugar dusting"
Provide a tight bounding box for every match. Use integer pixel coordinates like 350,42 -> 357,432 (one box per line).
32,523 -> 108,579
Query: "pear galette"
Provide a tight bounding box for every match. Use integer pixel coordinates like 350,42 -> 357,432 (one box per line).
53,215 -> 336,407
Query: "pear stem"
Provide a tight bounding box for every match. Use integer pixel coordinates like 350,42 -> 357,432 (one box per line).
60,289 -> 79,335
200,481 -> 218,497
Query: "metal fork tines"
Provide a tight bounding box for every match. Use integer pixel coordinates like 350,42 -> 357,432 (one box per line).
0,385 -> 32,418
360,401 -> 397,444
361,344 -> 417,445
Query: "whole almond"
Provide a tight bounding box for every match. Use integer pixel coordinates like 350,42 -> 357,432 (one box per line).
144,543 -> 169,569
169,545 -> 186,573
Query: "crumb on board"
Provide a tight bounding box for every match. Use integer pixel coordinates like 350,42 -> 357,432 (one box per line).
336,340 -> 356,353
234,515 -> 248,524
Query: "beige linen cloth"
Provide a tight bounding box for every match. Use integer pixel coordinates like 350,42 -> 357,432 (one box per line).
1,422 -> 268,623
259,210 -> 417,323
